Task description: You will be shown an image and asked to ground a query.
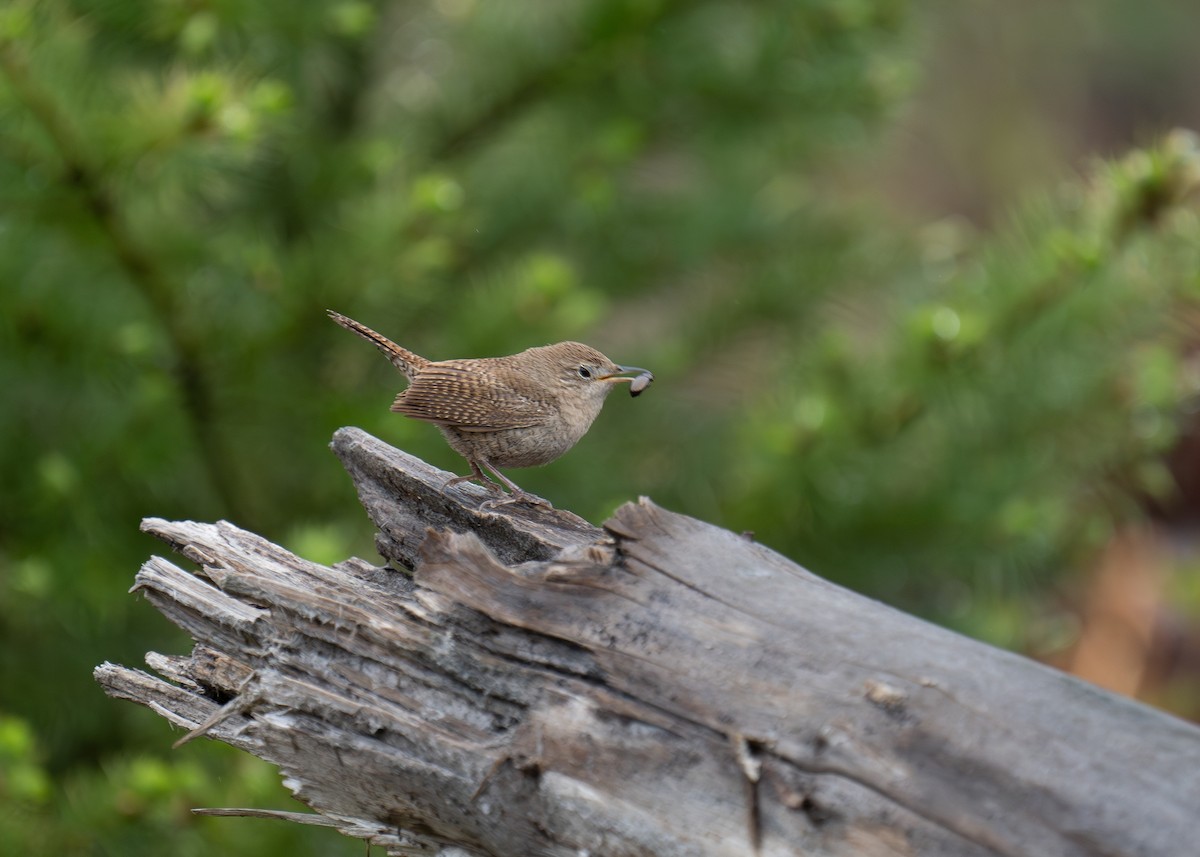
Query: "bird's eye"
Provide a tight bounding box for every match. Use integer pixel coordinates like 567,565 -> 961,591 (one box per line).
577,365 -> 592,379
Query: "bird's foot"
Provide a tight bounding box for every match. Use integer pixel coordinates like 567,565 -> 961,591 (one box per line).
445,461 -> 552,510
480,490 -> 553,511
444,473 -> 496,491
445,475 -> 504,509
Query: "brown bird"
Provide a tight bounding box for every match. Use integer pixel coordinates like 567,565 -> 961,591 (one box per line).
328,310 -> 653,507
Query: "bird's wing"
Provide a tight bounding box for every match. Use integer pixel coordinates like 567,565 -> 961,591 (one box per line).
391,363 -> 555,430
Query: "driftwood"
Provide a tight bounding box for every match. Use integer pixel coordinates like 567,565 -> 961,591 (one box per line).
95,427 -> 1200,856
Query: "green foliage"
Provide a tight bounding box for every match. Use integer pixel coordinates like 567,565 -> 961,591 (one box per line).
0,712 -> 351,856
2,0 -> 1198,853
728,132 -> 1200,622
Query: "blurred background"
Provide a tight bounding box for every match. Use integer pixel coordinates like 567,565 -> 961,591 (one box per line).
3,0 -> 1200,853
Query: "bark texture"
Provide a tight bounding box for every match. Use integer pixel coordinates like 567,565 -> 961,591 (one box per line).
95,427 -> 1200,856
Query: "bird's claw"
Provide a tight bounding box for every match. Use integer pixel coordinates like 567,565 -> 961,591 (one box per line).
480,491 -> 553,511
444,468 -> 552,510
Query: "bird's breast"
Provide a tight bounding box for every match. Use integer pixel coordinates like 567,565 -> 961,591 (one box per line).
439,422 -> 580,468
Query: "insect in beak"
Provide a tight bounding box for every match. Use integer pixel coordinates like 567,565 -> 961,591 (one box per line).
601,366 -> 654,397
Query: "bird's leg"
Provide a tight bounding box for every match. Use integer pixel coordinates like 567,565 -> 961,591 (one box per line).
443,459 -> 551,509
445,460 -> 502,494
479,461 -> 552,509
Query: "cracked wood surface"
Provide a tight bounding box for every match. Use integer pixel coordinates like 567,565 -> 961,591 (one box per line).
95,426 -> 1200,856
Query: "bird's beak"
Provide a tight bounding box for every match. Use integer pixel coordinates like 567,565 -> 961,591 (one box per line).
601,365 -> 654,396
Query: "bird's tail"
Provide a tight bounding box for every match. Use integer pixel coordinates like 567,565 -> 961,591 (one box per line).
327,310 -> 429,380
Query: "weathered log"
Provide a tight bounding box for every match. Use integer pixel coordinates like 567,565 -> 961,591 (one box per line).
95,427 -> 1200,856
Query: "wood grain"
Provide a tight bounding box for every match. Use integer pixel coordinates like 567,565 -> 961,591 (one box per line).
95,427 -> 1200,856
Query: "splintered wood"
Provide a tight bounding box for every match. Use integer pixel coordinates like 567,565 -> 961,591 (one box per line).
95,427 -> 1200,857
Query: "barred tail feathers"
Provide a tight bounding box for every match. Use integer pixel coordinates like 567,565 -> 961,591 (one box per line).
327,310 -> 428,380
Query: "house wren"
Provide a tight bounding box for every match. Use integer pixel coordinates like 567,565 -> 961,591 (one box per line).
328,310 -> 653,507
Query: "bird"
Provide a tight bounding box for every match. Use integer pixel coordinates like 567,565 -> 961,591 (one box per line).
328,310 -> 653,507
